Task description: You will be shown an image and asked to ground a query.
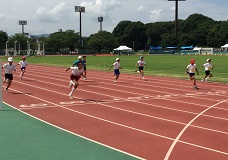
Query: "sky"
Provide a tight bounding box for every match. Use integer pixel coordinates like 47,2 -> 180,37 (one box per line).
1,0 -> 228,37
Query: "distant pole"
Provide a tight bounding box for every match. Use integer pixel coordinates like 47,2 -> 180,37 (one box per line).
41,42 -> 45,55
5,41 -> 9,56
14,40 -> 17,56
27,40 -> 30,56
75,6 -> 85,47
19,20 -> 27,35
168,0 -> 186,37
98,16 -> 103,31
18,42 -> 20,55
36,41 -> 40,55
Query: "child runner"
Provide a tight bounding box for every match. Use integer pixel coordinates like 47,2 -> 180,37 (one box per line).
185,59 -> 199,89
2,57 -> 16,93
135,56 -> 146,79
72,56 -> 85,67
201,58 -> 214,83
66,62 -> 84,99
82,56 -> 87,80
17,56 -> 28,79
109,58 -> 122,83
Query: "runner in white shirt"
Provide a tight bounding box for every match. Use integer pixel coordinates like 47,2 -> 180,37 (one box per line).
185,59 -> 199,89
66,62 -> 84,99
17,56 -> 28,79
135,56 -> 146,79
109,58 -> 122,83
2,57 -> 16,93
201,58 -> 214,82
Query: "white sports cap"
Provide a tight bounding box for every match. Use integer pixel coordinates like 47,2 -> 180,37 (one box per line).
116,58 -> 120,61
207,58 -> 211,62
78,56 -> 82,60
8,57 -> 13,62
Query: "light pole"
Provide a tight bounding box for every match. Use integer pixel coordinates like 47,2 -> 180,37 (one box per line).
19,20 -> 27,35
168,0 -> 186,37
27,40 -> 30,56
14,40 -> 17,56
75,6 -> 85,47
5,41 -> 9,56
98,16 -> 103,31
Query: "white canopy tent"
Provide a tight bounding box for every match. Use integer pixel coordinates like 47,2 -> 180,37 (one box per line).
193,47 -> 201,51
221,44 -> 228,48
114,45 -> 132,51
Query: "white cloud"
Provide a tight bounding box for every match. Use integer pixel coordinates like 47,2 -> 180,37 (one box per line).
0,14 -> 5,20
81,0 -> 121,17
137,5 -> 144,12
149,9 -> 163,22
1,0 -> 228,36
36,2 -> 71,23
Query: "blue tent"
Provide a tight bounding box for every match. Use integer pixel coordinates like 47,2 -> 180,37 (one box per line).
150,46 -> 162,50
180,46 -> 194,50
166,46 -> 178,49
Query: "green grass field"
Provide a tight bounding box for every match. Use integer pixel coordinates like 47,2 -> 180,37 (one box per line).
1,54 -> 228,83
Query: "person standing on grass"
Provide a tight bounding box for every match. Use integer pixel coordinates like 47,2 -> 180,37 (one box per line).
17,56 -> 28,80
201,58 -> 214,83
66,62 -> 85,99
2,57 -> 16,93
109,58 -> 122,83
82,55 -> 87,80
135,56 -> 146,80
185,59 -> 199,89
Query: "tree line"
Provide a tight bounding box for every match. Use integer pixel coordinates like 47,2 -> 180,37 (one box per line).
0,13 -> 228,54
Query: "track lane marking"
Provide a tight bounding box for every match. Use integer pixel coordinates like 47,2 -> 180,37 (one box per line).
164,98 -> 228,160
5,88 -> 228,158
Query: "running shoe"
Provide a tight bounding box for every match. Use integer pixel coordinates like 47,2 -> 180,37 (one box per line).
69,94 -> 73,99
5,88 -> 8,93
194,86 -> 199,90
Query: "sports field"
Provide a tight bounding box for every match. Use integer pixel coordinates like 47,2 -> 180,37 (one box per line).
1,54 -> 228,160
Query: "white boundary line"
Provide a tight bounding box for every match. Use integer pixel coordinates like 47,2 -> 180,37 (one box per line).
14,78 -> 228,122
164,98 -> 228,160
2,101 -> 145,160
6,84 -> 228,158
3,64 -> 228,159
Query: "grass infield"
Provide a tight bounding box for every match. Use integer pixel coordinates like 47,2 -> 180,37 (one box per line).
1,54 -> 228,83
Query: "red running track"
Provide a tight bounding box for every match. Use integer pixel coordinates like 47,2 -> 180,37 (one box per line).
2,64 -> 228,160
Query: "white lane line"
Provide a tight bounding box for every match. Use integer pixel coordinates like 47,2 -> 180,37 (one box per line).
164,98 -> 228,160
13,77 -> 228,133
4,90 -> 145,160
8,68 -> 228,157
5,89 -> 228,158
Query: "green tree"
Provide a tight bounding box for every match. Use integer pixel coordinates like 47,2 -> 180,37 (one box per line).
8,34 -> 29,51
87,31 -> 118,52
113,20 -> 132,45
123,21 -> 147,50
0,31 -> 8,53
45,30 -> 80,52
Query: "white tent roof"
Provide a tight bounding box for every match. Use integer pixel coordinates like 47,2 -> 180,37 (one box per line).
193,47 -> 201,50
221,44 -> 228,48
114,45 -> 132,51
